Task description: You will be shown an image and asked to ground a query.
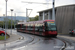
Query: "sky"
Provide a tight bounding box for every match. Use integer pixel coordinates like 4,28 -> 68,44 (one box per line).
0,0 -> 75,17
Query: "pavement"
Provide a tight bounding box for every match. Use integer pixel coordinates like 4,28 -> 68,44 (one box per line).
0,30 -> 22,44
57,35 -> 75,42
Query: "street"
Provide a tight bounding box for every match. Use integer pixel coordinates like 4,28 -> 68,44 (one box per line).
0,29 -> 75,50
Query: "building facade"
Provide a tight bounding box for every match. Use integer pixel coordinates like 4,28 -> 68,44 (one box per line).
38,4 -> 75,34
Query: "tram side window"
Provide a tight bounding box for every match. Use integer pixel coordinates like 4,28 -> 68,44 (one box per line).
39,26 -> 43,29
30,26 -> 33,28
30,26 -> 32,28
16,24 -> 21,28
22,25 -> 26,28
28,26 -> 31,29
38,25 -> 43,32
30,26 -> 33,30
28,26 -> 30,28
27,25 -> 31,30
35,26 -> 39,31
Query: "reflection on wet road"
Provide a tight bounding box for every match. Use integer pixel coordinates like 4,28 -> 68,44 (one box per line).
0,30 -> 74,50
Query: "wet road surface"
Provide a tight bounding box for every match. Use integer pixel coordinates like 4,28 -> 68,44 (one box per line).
0,30 -> 75,50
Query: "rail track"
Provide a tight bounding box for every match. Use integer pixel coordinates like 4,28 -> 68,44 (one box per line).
1,31 -> 74,50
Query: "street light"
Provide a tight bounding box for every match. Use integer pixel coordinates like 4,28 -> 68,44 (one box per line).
5,0 -> 8,40
10,9 -> 13,35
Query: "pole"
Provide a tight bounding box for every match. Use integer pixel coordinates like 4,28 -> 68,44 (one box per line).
52,0 -> 55,20
26,8 -> 27,22
26,8 -> 32,22
3,14 -> 5,30
6,14 -> 8,29
11,9 -> 13,35
5,0 -> 8,40
14,13 -> 16,29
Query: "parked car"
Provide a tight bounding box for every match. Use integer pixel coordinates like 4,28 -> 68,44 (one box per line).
69,29 -> 75,35
0,30 -> 7,36
0,27 -> 7,36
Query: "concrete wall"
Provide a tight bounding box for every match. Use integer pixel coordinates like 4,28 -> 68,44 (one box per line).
56,5 -> 75,34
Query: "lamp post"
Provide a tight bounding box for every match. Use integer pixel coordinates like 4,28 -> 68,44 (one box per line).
3,14 -> 5,30
5,0 -> 8,40
14,13 -> 16,29
10,9 -> 13,35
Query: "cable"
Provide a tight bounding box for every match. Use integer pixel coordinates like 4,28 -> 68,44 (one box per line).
21,1 -> 51,4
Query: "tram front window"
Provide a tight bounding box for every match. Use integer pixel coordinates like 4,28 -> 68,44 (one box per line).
45,22 -> 57,31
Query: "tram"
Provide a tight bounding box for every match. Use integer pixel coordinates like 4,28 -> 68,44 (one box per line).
16,20 -> 57,37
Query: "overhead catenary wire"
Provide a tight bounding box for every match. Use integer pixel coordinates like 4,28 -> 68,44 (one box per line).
21,1 -> 51,4
21,1 -> 52,18
21,1 -> 52,13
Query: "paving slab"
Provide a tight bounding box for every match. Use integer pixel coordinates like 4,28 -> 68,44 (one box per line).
57,35 -> 75,41
0,33 -> 22,44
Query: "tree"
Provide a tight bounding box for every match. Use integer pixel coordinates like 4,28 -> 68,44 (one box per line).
29,15 -> 39,21
34,15 -> 39,21
0,21 -> 3,28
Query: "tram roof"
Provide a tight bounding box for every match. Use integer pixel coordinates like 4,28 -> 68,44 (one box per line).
17,20 -> 55,24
